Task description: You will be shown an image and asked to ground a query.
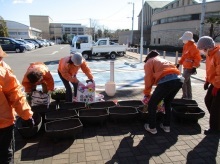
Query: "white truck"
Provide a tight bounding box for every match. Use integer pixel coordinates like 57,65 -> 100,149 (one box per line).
70,35 -> 127,60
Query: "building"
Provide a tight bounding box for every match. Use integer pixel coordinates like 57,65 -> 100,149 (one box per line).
150,0 -> 220,46
29,15 -> 86,42
5,20 -> 42,39
118,1 -> 171,46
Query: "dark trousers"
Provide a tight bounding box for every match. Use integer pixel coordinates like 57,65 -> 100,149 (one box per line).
0,125 -> 14,164
205,85 -> 220,131
58,71 -> 78,102
148,79 -> 182,129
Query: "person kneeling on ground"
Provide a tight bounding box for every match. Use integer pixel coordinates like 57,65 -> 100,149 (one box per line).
22,62 -> 54,95
143,50 -> 183,134
58,52 -> 94,102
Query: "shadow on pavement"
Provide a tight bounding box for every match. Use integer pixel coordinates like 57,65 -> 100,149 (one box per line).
186,135 -> 220,164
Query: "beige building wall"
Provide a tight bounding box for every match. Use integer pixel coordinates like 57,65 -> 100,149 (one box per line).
151,1 -> 220,46
29,15 -> 52,39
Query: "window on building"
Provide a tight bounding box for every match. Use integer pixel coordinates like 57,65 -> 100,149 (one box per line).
187,0 -> 190,5
18,32 -> 28,35
78,28 -> 84,32
191,14 -> 200,20
158,38 -> 161,44
171,4 -> 173,8
154,38 -> 156,44
9,32 -> 17,35
182,0 -> 184,6
176,1 -> 179,7
65,28 -> 70,32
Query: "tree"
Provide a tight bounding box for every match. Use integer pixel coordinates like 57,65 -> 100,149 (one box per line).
0,19 -> 9,37
97,29 -> 102,39
63,33 -> 67,42
205,17 -> 220,40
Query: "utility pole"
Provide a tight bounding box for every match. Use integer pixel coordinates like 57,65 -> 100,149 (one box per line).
199,0 -> 206,38
140,0 -> 144,62
128,2 -> 134,45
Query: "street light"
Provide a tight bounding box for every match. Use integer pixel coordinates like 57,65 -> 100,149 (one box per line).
128,2 -> 134,45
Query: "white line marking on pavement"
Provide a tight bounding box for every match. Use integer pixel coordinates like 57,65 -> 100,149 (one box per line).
51,51 -> 58,55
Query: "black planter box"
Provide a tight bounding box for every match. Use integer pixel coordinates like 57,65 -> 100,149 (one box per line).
172,106 -> 205,123
45,118 -> 83,139
108,106 -> 138,122
136,106 -> 148,121
59,102 -> 86,110
78,108 -> 109,125
117,100 -> 144,107
45,109 -> 78,121
171,99 -> 198,107
89,101 -> 116,109
16,113 -> 42,138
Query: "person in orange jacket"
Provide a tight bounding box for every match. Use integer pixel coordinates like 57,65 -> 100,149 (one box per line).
58,52 -> 94,102
22,62 -> 54,94
177,31 -> 202,100
0,46 -> 12,72
0,66 -> 34,163
143,50 -> 183,134
197,36 -> 220,135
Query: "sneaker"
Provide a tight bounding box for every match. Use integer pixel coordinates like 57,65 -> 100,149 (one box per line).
160,123 -> 170,133
144,124 -> 157,134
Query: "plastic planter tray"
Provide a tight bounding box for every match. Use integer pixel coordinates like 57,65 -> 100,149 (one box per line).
16,113 -> 42,138
45,109 -> 78,121
58,102 -> 86,110
171,99 -> 198,107
108,106 -> 139,122
172,106 -> 205,122
31,103 -> 57,114
78,108 -> 109,125
89,101 -> 116,109
45,118 -> 83,139
117,100 -> 144,107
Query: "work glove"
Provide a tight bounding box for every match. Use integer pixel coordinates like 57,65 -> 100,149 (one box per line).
204,81 -> 210,90
212,87 -> 219,96
191,67 -> 197,75
86,79 -> 94,83
176,64 -> 180,69
21,117 -> 35,128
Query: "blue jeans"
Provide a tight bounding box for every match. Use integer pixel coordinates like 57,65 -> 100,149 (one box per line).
0,125 -> 14,164
58,71 -> 78,102
148,79 -> 182,129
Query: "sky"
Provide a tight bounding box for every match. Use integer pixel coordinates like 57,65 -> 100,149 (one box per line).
0,0 -> 146,31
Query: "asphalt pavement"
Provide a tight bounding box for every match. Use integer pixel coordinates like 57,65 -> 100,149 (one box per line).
7,47 -> 220,164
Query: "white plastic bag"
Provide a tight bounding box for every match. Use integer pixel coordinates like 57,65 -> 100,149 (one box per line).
76,81 -> 95,103
31,91 -> 50,106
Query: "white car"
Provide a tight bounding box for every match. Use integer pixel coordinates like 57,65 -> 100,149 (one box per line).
16,39 -> 35,50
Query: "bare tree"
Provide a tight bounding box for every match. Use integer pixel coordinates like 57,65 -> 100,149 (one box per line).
0,19 -> 9,37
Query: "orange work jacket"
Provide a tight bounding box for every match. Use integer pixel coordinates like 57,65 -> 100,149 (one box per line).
144,56 -> 180,96
205,46 -> 220,88
22,62 -> 54,92
0,66 -> 33,129
179,41 -> 201,69
58,56 -> 93,83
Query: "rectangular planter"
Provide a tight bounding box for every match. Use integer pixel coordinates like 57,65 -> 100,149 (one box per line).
45,109 -> 78,121
171,99 -> 198,107
58,102 -> 86,110
108,106 -> 138,122
117,100 -> 144,107
45,118 -> 83,139
16,113 -> 42,138
78,108 -> 109,125
136,106 -> 148,122
89,101 -> 116,109
172,106 -> 205,123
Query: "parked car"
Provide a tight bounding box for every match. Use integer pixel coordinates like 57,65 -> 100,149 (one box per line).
16,39 -> 35,51
24,39 -> 43,48
25,40 -> 39,49
0,37 -> 26,53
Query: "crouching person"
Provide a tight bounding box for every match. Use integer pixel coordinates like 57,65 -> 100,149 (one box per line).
58,52 -> 93,102
143,50 -> 183,134
22,62 -> 54,95
0,66 -> 34,163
